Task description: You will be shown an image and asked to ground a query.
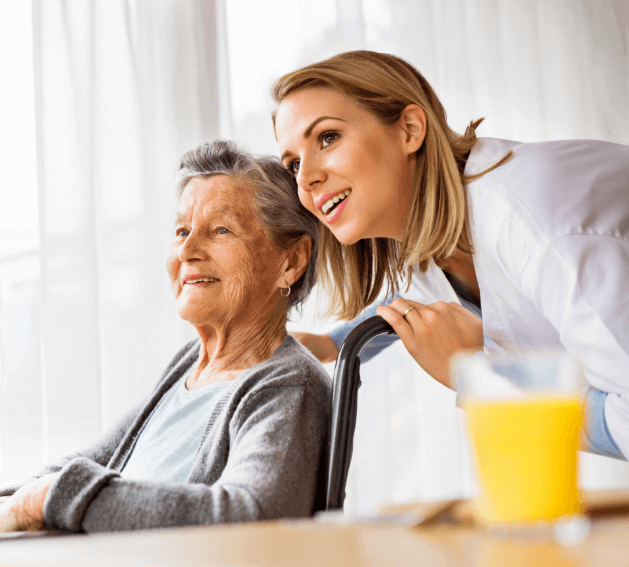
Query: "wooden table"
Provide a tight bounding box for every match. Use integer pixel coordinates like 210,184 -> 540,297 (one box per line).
1,514 -> 629,566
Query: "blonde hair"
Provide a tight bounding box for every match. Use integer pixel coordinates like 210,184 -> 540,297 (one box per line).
272,51 -> 511,320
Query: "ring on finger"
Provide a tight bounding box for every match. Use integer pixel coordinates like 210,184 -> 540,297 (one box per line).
402,306 -> 416,319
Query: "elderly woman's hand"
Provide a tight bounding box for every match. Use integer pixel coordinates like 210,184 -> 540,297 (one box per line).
0,474 -> 57,532
377,299 -> 483,389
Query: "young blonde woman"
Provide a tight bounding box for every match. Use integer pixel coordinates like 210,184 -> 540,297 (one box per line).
273,50 -> 629,461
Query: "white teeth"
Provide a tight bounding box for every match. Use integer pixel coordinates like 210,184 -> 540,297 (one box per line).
185,278 -> 219,284
322,190 -> 351,214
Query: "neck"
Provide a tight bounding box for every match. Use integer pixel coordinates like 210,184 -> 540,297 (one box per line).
188,301 -> 288,389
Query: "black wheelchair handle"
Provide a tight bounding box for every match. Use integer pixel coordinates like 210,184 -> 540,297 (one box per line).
325,315 -> 395,511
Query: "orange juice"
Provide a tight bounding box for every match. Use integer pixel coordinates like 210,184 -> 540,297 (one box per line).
465,395 -> 583,524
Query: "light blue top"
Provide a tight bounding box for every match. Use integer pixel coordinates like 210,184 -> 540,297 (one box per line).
328,291 -> 487,362
328,292 -> 623,460
121,371 -> 233,482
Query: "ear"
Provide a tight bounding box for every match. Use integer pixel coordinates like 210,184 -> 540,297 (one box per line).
398,104 -> 426,155
277,236 -> 312,289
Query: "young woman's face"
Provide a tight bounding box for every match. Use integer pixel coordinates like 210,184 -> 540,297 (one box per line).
275,87 -> 416,244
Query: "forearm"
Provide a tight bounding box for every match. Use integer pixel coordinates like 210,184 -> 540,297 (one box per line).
44,458 -> 268,532
294,332 -> 339,363
329,295 -> 402,364
45,382 -> 327,533
583,388 -> 625,460
45,445 -> 320,534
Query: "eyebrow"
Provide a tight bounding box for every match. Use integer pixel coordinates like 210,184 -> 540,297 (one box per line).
280,116 -> 345,161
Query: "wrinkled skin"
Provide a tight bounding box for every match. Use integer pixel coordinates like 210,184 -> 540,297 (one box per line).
0,474 -> 57,532
167,175 -> 310,387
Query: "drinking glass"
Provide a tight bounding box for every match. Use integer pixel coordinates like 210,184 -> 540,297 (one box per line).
452,351 -> 584,527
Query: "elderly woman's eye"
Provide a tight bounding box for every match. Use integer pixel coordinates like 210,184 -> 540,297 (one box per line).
177,228 -> 190,238
217,227 -> 230,235
319,131 -> 339,148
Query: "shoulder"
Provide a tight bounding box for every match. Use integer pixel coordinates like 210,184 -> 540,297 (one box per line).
227,336 -> 332,420
171,338 -> 201,362
227,337 -> 332,428
241,336 -> 332,399
155,338 -> 200,389
468,137 -> 629,199
467,137 -> 629,243
468,137 -> 629,176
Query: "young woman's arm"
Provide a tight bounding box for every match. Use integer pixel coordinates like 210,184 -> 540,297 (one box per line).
299,290 -> 486,369
521,234 -> 629,459
294,295 -> 402,364
582,387 -> 624,459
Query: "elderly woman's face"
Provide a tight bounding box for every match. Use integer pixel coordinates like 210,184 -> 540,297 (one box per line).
167,175 -> 286,328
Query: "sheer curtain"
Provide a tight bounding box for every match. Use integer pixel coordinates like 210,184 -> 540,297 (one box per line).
221,0 -> 629,514
0,0 -> 221,482
1,0 -> 628,514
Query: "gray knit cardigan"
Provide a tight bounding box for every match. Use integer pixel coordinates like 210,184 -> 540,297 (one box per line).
0,336 -> 331,533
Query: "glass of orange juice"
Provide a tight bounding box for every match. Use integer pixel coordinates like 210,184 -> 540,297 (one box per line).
452,351 -> 584,527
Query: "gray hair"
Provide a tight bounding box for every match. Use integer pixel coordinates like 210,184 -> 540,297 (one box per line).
176,140 -> 318,314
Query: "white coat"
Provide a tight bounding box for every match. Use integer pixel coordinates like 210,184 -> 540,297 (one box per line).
405,137 -> 629,457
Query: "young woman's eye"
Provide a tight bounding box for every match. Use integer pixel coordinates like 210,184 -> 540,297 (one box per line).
286,159 -> 300,175
217,227 -> 230,235
319,131 -> 339,148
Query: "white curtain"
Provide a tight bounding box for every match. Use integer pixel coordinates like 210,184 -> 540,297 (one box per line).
1,0 -> 628,514
220,0 -> 629,514
0,0 -> 220,482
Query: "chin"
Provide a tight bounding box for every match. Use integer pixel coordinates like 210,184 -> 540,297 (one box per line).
177,304 -> 208,326
328,223 -> 361,246
330,224 -> 371,247
332,217 -> 401,243
335,235 -> 361,246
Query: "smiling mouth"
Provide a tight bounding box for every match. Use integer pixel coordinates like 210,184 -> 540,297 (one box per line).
184,278 -> 220,285
320,190 -> 351,215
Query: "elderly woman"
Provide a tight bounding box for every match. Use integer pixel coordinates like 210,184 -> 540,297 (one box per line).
0,140 -> 331,533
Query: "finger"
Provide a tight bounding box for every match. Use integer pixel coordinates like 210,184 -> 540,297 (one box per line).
387,298 -> 425,320
386,297 -> 409,316
377,305 -> 432,376
376,305 -> 418,344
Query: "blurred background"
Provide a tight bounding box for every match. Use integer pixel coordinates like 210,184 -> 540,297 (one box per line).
0,0 -> 628,515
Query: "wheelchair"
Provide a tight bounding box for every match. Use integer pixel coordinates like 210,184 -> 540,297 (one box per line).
325,315 -> 396,511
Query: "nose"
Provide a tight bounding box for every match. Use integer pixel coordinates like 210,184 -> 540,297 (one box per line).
296,156 -> 327,193
178,230 -> 207,263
